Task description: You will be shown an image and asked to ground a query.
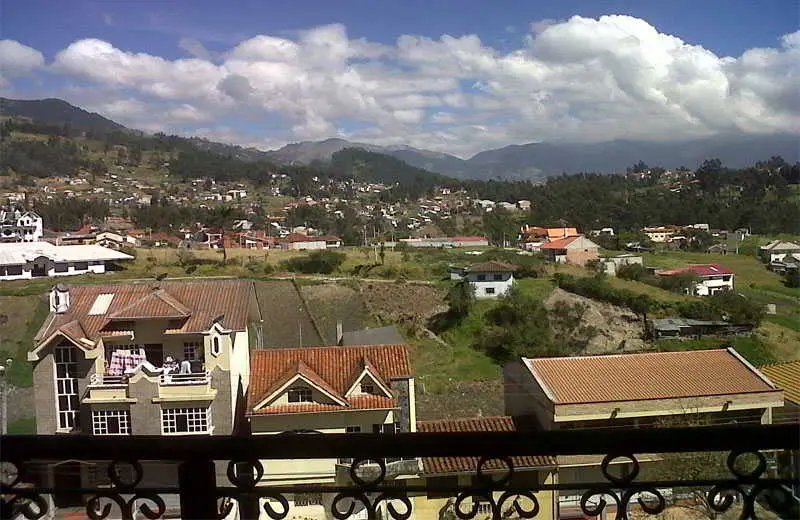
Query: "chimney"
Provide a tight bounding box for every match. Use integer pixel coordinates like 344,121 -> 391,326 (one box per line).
49,284 -> 70,314
336,320 -> 343,345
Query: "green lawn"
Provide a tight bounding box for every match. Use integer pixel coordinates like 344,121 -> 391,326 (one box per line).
656,335 -> 778,366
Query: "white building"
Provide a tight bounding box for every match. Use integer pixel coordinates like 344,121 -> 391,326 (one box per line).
655,264 -> 735,296
0,242 -> 134,281
760,240 -> 800,263
456,260 -> 517,299
0,210 -> 43,243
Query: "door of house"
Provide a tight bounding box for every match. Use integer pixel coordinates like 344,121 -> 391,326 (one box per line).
144,344 -> 164,366
31,256 -> 48,277
52,462 -> 83,507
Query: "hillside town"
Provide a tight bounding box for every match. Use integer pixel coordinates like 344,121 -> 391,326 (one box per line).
1,3 -> 800,518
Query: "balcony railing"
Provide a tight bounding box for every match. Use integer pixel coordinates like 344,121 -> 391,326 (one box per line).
88,373 -> 128,387
1,424 -> 798,520
159,370 -> 211,386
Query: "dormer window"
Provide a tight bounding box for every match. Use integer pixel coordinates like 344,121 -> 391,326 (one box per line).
360,382 -> 375,394
288,386 -> 312,403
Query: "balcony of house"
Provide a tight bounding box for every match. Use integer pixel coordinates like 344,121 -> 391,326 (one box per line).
156,370 -> 214,401
83,373 -> 135,404
1,424 -> 798,520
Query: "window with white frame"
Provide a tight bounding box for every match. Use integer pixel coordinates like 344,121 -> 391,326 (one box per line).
161,407 -> 211,434
55,345 -> 79,430
92,409 -> 131,435
183,341 -> 202,361
288,386 -> 313,403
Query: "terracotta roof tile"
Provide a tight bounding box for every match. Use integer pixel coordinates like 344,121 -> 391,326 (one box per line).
253,395 -> 396,415
36,280 -> 253,349
108,289 -> 192,319
467,261 -> 518,273
417,417 -> 555,474
539,236 -> 582,249
761,361 -> 800,405
524,349 -> 779,404
248,344 -> 411,414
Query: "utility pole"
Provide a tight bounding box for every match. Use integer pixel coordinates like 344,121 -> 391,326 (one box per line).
0,358 -> 12,435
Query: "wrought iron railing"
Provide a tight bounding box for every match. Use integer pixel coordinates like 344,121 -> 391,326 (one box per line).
88,374 -> 127,387
1,423 -> 797,520
158,370 -> 211,386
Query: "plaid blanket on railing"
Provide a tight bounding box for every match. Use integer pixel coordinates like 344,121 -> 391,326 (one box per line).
107,349 -> 146,375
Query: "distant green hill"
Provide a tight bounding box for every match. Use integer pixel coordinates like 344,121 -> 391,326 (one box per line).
0,97 -> 126,134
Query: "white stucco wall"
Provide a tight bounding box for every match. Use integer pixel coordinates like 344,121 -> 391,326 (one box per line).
694,275 -> 735,296
467,272 -> 514,298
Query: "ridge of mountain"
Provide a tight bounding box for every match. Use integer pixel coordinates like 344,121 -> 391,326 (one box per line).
3,97 -> 797,180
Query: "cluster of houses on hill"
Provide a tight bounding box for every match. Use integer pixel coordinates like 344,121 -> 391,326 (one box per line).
22,278 -> 798,519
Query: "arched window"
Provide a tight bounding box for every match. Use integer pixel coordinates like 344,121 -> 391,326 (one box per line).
211,336 -> 221,356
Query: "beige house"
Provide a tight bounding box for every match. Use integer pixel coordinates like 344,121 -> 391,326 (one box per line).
539,236 -> 600,266
27,279 -> 260,511
504,349 -> 783,518
413,416 -> 558,520
246,344 -> 417,519
504,348 -> 783,430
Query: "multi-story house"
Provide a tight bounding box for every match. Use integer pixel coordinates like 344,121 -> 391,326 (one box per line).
451,261 -> 518,299
0,209 -> 42,242
246,344 -> 417,519
27,280 -> 260,510
655,263 -> 735,296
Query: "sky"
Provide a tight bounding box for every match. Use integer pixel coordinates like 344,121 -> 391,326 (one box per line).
1,0 -> 798,157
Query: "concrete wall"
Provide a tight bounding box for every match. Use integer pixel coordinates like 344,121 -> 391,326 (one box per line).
468,273 -> 514,299
0,260 -> 108,280
552,391 -> 781,423
503,362 -> 555,430
412,470 -> 557,520
565,248 -> 599,266
33,350 -> 57,434
128,375 -> 161,435
694,275 -> 735,296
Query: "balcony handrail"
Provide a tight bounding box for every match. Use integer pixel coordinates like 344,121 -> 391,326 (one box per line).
1,423 -> 796,460
88,373 -> 127,386
1,424 -> 797,520
158,370 -> 210,386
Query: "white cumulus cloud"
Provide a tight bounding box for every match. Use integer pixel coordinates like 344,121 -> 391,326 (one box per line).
0,40 -> 45,86
5,17 -> 798,156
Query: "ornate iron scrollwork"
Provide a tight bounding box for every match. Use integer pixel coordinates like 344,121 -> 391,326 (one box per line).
1,460 -> 49,520
707,450 -> 796,520
85,460 -> 166,520
331,458 -> 413,520
579,453 -> 667,520
453,457 -> 541,520
1,426 -> 797,520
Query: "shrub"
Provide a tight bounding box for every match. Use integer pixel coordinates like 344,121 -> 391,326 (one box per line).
281,250 -> 346,274
553,273 -> 658,318
616,263 -> 647,281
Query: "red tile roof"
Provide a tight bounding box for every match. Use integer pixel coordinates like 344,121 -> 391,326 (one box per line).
656,264 -> 734,277
539,236 -> 581,249
248,344 -> 411,414
417,417 -> 556,474
35,280 -> 253,349
467,261 -> 518,273
524,349 -> 779,405
108,289 -> 192,319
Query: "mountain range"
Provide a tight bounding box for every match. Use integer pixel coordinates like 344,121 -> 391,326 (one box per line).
266,134 -> 800,180
2,97 -> 798,180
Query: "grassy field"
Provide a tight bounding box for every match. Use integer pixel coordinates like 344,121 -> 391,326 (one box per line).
6,417 -> 36,434
0,294 -> 48,387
